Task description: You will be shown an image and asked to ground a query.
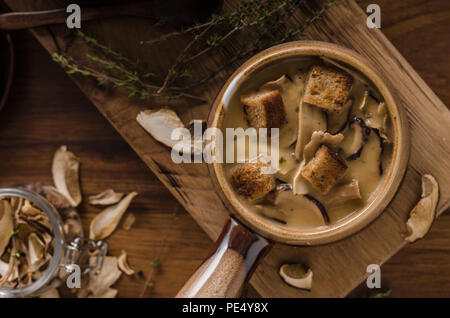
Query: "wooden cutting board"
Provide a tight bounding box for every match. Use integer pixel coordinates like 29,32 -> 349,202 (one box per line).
5,0 -> 449,297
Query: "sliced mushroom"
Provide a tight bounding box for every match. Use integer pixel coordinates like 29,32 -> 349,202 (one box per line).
265,185 -> 329,225
137,108 -> 195,154
122,213 -> 136,231
275,150 -> 299,183
344,129 -> 383,201
323,179 -> 361,206
52,146 -> 82,207
302,130 -> 344,163
27,233 -> 47,272
326,99 -> 353,134
9,197 -> 24,216
88,256 -> 122,297
41,186 -> 72,209
360,93 -> 389,141
0,258 -> 18,283
88,189 -> 124,206
21,200 -> 43,217
405,174 -> 439,243
279,264 -> 313,290
292,130 -> 343,195
118,250 -> 135,275
89,192 -> 138,240
341,117 -> 371,160
0,237 -> 17,285
0,200 -> 13,256
294,101 -> 327,160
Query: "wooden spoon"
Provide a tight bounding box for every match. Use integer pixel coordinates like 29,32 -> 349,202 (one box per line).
0,0 -> 222,30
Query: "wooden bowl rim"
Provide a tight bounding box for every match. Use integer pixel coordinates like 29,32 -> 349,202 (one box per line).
208,41 -> 410,246
0,32 -> 14,112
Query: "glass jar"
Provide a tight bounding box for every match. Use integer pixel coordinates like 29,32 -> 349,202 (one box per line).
0,187 -> 107,298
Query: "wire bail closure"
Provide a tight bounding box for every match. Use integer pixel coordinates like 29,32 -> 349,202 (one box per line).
62,237 -> 108,275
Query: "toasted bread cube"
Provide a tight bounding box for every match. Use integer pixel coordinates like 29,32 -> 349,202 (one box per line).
303,65 -> 353,111
231,161 -> 276,201
301,145 -> 347,193
241,90 -> 286,135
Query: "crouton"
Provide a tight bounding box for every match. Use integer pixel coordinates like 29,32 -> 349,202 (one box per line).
241,90 -> 286,135
231,161 -> 276,201
303,65 -> 353,111
301,145 -> 347,193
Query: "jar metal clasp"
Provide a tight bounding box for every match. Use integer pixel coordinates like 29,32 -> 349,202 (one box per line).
62,238 -> 108,275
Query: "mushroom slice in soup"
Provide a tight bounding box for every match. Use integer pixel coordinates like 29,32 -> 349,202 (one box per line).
265,184 -> 329,225
294,101 -> 327,160
360,93 -> 390,142
303,131 -> 344,163
344,128 -> 383,201
341,117 -> 371,160
323,179 -> 361,207
326,99 -> 353,134
293,131 -> 344,195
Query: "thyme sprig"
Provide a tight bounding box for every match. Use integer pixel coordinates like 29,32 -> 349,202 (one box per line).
52,52 -> 207,103
52,0 -> 337,103
150,0 -> 337,94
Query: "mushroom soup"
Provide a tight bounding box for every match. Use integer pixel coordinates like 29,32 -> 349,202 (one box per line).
222,57 -> 393,230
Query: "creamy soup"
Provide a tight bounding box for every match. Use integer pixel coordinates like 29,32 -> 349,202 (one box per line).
222,57 -> 393,230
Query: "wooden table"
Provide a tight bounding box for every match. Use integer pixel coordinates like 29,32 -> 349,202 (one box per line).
0,0 -> 448,297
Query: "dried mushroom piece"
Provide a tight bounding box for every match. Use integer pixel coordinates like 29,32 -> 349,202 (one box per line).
41,185 -> 72,210
88,256 -> 122,297
88,189 -> 124,206
118,250 -> 135,275
27,233 -> 46,272
137,108 -> 188,150
405,174 -> 439,243
122,213 -> 136,231
0,258 -> 18,283
279,264 -> 313,290
52,146 -> 82,207
0,200 -> 14,256
89,192 -> 138,240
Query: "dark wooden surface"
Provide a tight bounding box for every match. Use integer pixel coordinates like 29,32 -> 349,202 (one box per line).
0,0 -> 448,297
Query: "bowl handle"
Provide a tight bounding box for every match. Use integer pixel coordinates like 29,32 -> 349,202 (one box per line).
175,217 -> 271,298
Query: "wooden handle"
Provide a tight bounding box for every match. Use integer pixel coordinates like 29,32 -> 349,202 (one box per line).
0,3 -> 156,30
176,218 -> 271,298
